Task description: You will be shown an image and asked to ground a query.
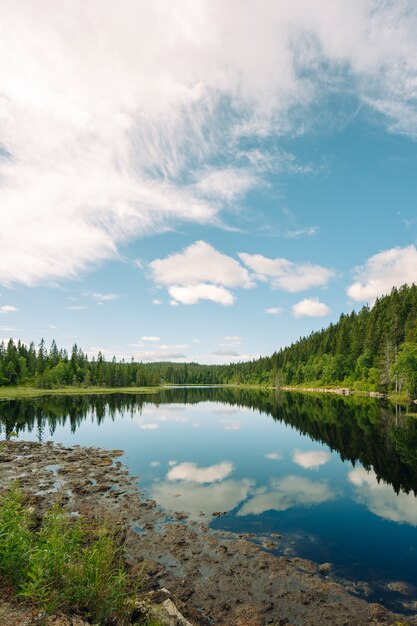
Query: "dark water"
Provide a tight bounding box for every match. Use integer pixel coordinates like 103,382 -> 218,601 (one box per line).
1,387 -> 417,611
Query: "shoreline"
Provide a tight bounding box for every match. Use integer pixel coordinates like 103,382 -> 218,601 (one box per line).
1,440 -> 416,626
0,383 -> 411,405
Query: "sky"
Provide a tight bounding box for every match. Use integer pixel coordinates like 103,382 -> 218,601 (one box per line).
1,0 -> 417,364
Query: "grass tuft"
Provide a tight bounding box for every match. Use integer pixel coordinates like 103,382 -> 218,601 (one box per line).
0,483 -> 145,624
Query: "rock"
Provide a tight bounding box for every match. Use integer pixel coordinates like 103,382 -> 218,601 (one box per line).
153,598 -> 194,626
319,562 -> 332,574
387,580 -> 412,594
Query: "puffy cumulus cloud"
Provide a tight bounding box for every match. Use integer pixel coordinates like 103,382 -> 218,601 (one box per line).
237,475 -> 335,516
348,467 -> 417,526
0,305 -> 18,314
152,478 -> 253,521
167,461 -> 234,484
149,241 -> 253,305
347,245 -> 417,303
239,253 -> 334,292
150,241 -> 252,288
292,297 -> 330,318
292,449 -> 331,470
169,284 -> 235,306
2,1 -> 417,286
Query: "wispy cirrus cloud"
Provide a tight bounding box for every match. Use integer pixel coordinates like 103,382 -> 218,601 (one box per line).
2,2 -> 417,286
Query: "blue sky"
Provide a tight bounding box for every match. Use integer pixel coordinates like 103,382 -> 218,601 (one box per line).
1,1 -> 417,364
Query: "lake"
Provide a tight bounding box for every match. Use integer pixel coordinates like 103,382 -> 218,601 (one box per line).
1,387 -> 417,611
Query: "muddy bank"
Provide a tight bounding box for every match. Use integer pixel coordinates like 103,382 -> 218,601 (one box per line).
0,441 -> 415,626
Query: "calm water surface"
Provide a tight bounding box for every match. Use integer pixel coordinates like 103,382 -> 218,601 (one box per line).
1,387 -> 417,610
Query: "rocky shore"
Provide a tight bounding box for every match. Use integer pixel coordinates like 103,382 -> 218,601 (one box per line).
0,441 -> 415,626
281,386 -> 387,399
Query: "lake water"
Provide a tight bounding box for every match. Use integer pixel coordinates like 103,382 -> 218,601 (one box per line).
1,387 -> 417,611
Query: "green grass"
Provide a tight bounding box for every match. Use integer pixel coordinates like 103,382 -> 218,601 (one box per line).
0,386 -> 159,400
0,483 -> 152,624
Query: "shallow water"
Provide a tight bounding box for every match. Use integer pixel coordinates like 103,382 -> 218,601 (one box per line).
1,387 -> 417,609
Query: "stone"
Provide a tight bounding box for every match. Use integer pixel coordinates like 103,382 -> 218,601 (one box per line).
319,562 -> 332,574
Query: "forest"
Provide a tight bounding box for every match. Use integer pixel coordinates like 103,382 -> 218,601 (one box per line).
1,284 -> 417,397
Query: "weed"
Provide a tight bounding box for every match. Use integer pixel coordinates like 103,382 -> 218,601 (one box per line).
0,484 -> 141,624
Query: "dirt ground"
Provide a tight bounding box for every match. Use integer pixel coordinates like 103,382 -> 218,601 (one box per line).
0,440 -> 416,626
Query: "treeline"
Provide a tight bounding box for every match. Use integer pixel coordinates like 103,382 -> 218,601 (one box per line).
268,283 -> 417,396
1,284 -> 417,396
0,340 -> 161,388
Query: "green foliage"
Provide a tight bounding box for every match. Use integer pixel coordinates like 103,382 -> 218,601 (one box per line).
0,485 -> 137,624
0,483 -> 32,586
2,284 -> 417,396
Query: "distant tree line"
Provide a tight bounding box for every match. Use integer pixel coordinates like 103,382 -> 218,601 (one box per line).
0,340 -> 160,388
1,284 -> 417,397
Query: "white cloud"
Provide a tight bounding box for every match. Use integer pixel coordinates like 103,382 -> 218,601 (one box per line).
292,449 -> 331,470
347,245 -> 417,303
167,461 -> 234,484
152,299 -> 162,305
265,452 -> 283,461
134,349 -> 187,361
265,307 -> 283,315
348,467 -> 417,526
2,2 -> 417,286
87,292 -> 119,302
238,475 -> 335,516
139,423 -> 159,430
195,167 -> 257,201
223,335 -> 242,345
150,241 -> 252,288
0,305 -> 18,314
212,348 -> 240,357
292,297 -> 330,318
284,226 -> 319,238
149,241 -> 254,305
140,335 -> 160,342
168,283 -> 235,306
239,253 -> 334,292
152,478 -> 253,521
67,305 -> 87,311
